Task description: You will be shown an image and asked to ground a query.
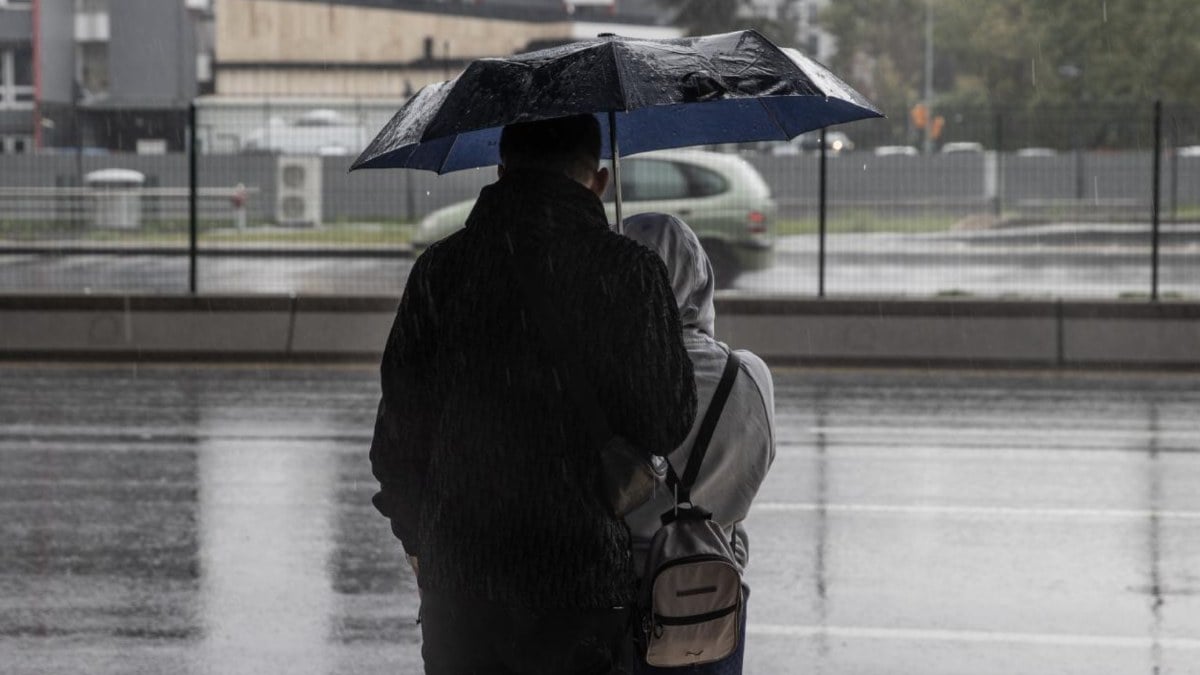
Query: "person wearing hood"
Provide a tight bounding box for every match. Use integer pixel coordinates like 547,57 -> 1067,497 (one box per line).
623,212 -> 776,675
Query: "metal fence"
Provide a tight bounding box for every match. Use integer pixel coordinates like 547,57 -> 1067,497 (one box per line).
0,100 -> 1196,299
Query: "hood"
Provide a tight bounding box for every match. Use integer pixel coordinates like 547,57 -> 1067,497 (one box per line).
623,212 -> 716,338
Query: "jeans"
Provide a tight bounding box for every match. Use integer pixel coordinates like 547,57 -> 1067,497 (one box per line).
420,590 -> 633,675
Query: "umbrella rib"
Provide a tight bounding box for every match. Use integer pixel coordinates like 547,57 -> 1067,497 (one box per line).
438,132 -> 463,174
756,96 -> 791,139
607,39 -> 630,113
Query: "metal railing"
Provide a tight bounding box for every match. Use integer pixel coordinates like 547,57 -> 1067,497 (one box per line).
0,100 -> 1195,299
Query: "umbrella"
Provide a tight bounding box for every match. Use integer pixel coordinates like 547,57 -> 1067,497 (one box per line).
350,30 -> 881,225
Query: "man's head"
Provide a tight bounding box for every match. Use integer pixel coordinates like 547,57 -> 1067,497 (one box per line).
499,114 -> 609,196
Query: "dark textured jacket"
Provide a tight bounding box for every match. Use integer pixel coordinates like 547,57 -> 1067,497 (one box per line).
370,169 -> 696,609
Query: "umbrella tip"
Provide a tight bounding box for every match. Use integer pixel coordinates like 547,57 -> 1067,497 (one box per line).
598,32 -> 617,38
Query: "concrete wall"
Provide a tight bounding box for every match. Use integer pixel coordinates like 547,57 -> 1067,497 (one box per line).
215,0 -> 566,63
36,0 -> 76,105
109,0 -> 197,105
212,0 -> 568,97
3,295 -> 1197,368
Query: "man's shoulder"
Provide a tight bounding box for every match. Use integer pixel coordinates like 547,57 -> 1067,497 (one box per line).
570,227 -> 668,272
410,228 -> 470,272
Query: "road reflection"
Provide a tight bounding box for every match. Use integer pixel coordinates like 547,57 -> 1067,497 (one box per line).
197,426 -> 335,673
3,365 -> 1199,674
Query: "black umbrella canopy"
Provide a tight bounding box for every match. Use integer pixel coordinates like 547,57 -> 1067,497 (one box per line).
351,30 -> 881,173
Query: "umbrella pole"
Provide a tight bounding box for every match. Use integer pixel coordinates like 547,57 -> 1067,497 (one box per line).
609,111 -> 623,233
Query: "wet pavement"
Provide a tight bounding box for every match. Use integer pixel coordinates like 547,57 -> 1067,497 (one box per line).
1,364 -> 1198,674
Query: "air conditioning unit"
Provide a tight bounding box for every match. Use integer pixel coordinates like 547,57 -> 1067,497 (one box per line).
275,156 -> 322,227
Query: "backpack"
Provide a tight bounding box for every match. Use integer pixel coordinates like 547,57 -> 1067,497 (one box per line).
639,351 -> 743,668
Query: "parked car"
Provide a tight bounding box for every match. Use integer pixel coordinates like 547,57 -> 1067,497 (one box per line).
413,149 -> 777,288
770,130 -> 854,156
1015,147 -> 1057,158
940,141 -> 984,154
873,145 -> 920,157
241,109 -> 368,156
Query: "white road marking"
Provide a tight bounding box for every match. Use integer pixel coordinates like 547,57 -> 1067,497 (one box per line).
753,501 -> 1200,521
748,624 -> 1200,650
807,425 -> 1200,444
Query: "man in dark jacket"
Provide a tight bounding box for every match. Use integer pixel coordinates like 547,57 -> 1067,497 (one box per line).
370,114 -> 697,674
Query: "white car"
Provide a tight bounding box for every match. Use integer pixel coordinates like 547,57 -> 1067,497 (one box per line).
414,149 -> 778,288
241,109 -> 368,156
940,141 -> 984,154
1015,147 -> 1057,158
770,130 -> 855,156
873,145 -> 920,157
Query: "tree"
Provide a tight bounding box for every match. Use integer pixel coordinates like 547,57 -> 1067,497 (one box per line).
659,0 -> 794,46
817,0 -> 928,139
820,0 -> 1200,111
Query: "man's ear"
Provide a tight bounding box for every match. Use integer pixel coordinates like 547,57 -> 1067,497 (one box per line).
497,164 -> 506,179
590,166 -> 610,197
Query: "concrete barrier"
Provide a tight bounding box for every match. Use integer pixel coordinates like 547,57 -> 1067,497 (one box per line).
0,296 -> 293,359
288,296 -> 396,356
717,299 -> 1060,367
1061,303 -> 1200,366
1,294 -> 1197,368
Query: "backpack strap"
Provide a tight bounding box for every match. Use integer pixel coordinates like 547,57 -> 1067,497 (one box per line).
667,349 -> 740,505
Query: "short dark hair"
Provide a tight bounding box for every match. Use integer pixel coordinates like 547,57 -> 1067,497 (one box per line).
499,114 -> 602,181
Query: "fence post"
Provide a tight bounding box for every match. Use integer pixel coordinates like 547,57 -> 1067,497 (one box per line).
992,111 -> 1004,216
189,101 -> 198,295
1170,111 -> 1179,223
818,126 -> 827,298
1151,99 -> 1162,302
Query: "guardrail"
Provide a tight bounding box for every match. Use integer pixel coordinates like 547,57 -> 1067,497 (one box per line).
0,187 -> 260,225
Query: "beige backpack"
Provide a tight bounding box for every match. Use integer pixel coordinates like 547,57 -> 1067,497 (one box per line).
639,351 -> 743,667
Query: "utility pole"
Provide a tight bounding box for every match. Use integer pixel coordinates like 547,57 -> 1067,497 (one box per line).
923,0 -> 934,156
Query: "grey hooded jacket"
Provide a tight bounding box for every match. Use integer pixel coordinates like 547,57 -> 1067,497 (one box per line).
623,212 -> 776,572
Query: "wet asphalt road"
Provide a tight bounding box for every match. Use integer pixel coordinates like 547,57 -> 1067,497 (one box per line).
1,364 -> 1199,674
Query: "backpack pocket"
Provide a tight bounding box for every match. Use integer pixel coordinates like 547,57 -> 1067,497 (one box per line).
645,555 -> 742,667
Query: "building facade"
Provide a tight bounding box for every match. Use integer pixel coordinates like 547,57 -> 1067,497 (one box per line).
211,0 -> 677,99
6,0 -> 678,153
0,0 -> 34,153
6,0 -> 212,153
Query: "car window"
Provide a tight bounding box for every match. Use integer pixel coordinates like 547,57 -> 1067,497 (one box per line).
681,163 -> 728,197
621,159 -> 689,201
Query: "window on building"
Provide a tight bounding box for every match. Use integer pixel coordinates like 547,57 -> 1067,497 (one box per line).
0,136 -> 34,154
78,43 -> 110,96
0,48 -> 34,109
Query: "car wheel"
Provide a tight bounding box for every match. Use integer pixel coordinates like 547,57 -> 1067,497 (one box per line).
703,241 -> 739,290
